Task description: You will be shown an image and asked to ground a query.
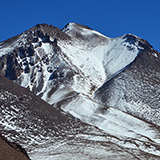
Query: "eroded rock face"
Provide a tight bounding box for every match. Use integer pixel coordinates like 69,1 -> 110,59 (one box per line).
0,24 -> 72,97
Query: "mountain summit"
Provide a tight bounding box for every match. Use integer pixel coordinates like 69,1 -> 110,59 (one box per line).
0,23 -> 160,159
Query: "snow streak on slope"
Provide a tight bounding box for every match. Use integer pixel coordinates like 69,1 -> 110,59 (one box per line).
102,34 -> 144,81
60,93 -> 160,157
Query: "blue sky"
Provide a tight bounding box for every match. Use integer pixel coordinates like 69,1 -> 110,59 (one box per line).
1,0 -> 160,51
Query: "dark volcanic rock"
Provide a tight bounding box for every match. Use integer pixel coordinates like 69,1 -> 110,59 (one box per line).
0,53 -> 22,80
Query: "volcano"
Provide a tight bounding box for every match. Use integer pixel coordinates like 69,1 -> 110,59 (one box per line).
0,23 -> 160,159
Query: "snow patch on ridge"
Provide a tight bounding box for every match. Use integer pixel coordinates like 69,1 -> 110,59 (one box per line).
102,35 -> 143,81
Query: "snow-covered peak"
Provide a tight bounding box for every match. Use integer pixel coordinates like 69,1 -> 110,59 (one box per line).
62,22 -> 91,32
62,22 -> 76,32
0,22 -> 147,97
62,22 -> 109,42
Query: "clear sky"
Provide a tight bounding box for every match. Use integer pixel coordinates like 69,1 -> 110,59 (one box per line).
0,0 -> 160,51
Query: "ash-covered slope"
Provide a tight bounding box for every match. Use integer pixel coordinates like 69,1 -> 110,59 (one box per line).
0,22 -> 160,159
1,75 -> 157,160
0,75 -> 84,144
